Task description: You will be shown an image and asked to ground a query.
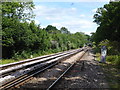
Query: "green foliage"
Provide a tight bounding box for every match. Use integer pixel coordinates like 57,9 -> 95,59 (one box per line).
92,45 -> 100,54
45,25 -> 60,34
60,27 -> 70,34
2,2 -> 35,21
114,56 -> 120,66
106,55 -> 120,67
92,39 -> 120,55
1,59 -> 20,65
106,55 -> 116,62
2,2 -> 89,60
99,40 -> 119,55
101,61 -> 120,88
93,1 -> 120,43
92,2 -> 120,87
92,1 -> 120,61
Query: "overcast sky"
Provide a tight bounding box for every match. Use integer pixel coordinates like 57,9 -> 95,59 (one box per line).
33,1 -> 109,35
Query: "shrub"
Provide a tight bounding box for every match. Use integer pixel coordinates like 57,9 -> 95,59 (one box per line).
21,51 -> 30,59
98,40 -> 119,55
106,55 -> 120,66
114,56 -> 120,66
92,45 -> 100,54
106,56 -> 116,62
12,51 -> 31,60
12,52 -> 20,60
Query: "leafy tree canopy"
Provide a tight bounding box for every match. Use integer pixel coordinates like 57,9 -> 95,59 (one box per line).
2,2 -> 90,59
60,27 -> 70,34
93,1 -> 120,43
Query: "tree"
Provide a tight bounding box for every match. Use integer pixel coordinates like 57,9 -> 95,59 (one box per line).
93,1 -> 120,42
2,2 -> 35,21
2,2 -> 35,58
2,2 -> 90,59
45,25 -> 60,34
93,1 -> 120,54
60,27 -> 70,34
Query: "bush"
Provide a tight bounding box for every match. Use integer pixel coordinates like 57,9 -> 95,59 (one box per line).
106,56 -> 116,62
98,40 -> 119,55
12,52 -> 20,60
12,51 -> 31,60
92,45 -> 100,54
21,51 -> 30,59
106,55 -> 120,66
114,56 -> 120,66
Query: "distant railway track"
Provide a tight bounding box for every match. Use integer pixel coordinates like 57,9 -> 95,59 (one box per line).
0,49 -> 81,74
0,48 -> 87,90
0,49 -> 79,70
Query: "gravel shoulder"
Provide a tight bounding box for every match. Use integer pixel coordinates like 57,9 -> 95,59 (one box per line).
53,52 -> 109,89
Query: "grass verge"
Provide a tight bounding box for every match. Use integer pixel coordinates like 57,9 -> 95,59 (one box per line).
96,53 -> 120,89
1,59 -> 22,65
101,64 -> 120,89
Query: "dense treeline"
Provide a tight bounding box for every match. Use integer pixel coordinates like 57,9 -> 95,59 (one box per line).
92,1 -> 120,54
2,2 -> 89,59
92,1 -> 120,65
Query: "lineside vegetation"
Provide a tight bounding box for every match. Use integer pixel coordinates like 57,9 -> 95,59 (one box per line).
92,1 -> 120,88
92,1 -> 120,66
2,2 -> 89,62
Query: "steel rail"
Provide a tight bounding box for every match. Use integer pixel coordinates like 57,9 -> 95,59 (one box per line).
0,49 -> 82,86
0,48 -> 80,70
47,61 -> 75,90
0,49 -> 82,75
0,49 -> 82,85
0,62 -> 58,90
47,49 -> 87,90
0,49 -> 84,90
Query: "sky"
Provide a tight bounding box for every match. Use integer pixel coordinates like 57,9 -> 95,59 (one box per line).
33,1 -> 109,35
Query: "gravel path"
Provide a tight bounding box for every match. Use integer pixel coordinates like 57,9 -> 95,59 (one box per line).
15,50 -> 109,90
53,52 -> 109,89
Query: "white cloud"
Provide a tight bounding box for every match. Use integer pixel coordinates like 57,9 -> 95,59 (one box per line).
51,19 -> 97,35
33,5 -> 77,17
71,8 -> 77,11
79,14 -> 85,17
33,4 -> 97,35
45,16 -> 62,20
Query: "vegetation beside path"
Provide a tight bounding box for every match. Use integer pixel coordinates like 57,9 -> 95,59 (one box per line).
2,2 -> 89,63
96,53 -> 120,89
102,63 -> 120,89
92,2 -> 120,88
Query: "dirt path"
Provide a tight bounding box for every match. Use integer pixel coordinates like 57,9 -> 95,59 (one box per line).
53,52 -> 109,89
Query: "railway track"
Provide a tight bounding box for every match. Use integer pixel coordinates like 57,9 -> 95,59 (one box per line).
0,48 -> 87,90
47,49 -> 87,90
0,48 -> 81,76
0,48 -> 80,70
